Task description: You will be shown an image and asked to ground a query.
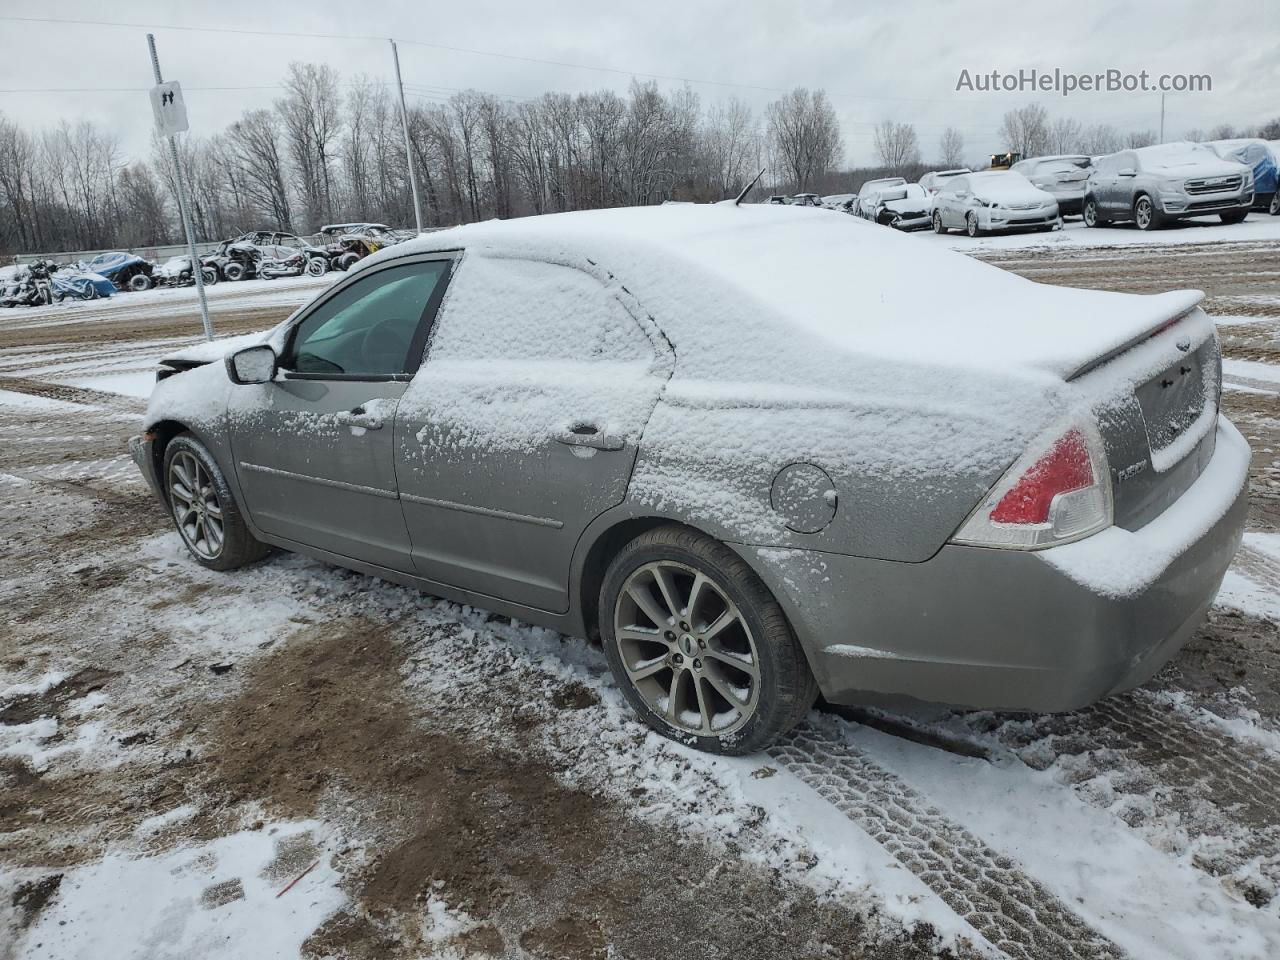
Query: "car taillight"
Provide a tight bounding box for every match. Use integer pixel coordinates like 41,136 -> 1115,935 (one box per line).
951,421 -> 1112,550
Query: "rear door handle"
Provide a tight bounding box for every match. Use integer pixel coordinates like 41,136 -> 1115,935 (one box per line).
335,405 -> 384,430
554,421 -> 624,451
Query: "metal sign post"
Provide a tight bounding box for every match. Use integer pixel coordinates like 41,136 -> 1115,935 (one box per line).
147,33 -> 213,341
390,39 -> 425,234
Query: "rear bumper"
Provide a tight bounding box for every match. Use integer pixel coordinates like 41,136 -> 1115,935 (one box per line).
128,433 -> 165,503
740,416 -> 1250,713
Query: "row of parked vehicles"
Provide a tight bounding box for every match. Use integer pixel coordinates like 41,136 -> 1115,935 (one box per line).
0,223 -> 411,309
781,137 -> 1279,238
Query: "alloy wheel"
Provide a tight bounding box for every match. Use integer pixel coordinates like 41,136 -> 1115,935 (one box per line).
966,213 -> 979,237
933,211 -> 944,234
169,450 -> 225,560
613,560 -> 761,737
1270,193 -> 1280,216
1135,197 -> 1153,229
1083,200 -> 1097,227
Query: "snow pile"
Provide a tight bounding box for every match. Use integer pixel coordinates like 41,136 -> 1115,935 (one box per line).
16,822 -> 345,960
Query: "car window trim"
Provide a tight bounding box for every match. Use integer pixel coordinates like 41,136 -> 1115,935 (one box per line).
280,249 -> 460,382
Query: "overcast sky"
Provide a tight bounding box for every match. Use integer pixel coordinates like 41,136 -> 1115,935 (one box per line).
0,0 -> 1276,168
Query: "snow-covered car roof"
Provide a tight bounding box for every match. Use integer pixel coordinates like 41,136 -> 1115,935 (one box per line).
351,203 -> 1199,382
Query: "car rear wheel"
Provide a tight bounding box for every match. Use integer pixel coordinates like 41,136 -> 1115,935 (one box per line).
965,212 -> 982,237
932,211 -> 946,234
600,526 -> 817,755
163,434 -> 268,571
1134,195 -> 1159,230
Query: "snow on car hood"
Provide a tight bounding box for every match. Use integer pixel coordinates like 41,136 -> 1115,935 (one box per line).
1142,156 -> 1248,179
966,175 -> 1054,206
361,203 -> 1200,384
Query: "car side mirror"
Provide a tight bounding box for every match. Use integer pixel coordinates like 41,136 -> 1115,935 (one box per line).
226,344 -> 278,385
1118,168 -> 1136,177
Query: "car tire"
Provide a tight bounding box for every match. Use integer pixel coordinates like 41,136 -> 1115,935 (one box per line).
223,262 -> 246,282
966,212 -> 982,237
599,525 -> 818,755
932,211 -> 946,234
1219,211 -> 1248,225
162,433 -> 269,572
305,257 -> 328,277
336,253 -> 360,272
1134,195 -> 1160,231
1082,197 -> 1105,227
127,272 -> 153,292
1270,193 -> 1280,216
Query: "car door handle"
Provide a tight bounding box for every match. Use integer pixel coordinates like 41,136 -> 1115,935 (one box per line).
554,421 -> 624,450
335,405 -> 384,430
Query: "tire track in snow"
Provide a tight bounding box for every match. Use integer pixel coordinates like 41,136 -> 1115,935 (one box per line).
770,723 -> 1127,960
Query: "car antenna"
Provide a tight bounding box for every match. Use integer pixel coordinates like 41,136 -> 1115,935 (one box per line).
733,168 -> 766,206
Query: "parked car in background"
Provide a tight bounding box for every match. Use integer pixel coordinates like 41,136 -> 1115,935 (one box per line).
81,251 -> 156,292
918,168 -> 970,207
863,183 -> 932,230
1010,156 -> 1093,216
854,177 -> 906,219
1083,143 -> 1254,230
789,193 -> 824,207
821,193 -> 857,212
51,265 -> 115,302
1204,139 -> 1278,215
766,195 -> 789,205
128,203 -> 1248,754
932,171 -> 1060,236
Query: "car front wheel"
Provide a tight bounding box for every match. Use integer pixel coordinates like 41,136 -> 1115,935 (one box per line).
163,433 -> 268,571
1270,193 -> 1280,216
966,212 -> 982,237
932,211 -> 946,234
600,526 -> 817,755
1134,195 -> 1159,230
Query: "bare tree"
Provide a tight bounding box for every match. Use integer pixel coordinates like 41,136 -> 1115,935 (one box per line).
766,88 -> 842,191
278,62 -> 342,230
938,127 -> 965,167
1080,123 -> 1122,156
1047,117 -> 1083,154
226,110 -> 293,231
872,120 -> 920,171
999,104 -> 1050,157
1125,129 -> 1157,149
1208,122 -> 1237,140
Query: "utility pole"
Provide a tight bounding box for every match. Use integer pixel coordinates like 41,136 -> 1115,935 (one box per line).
390,39 -> 424,234
147,33 -> 212,340
1159,92 -> 1166,144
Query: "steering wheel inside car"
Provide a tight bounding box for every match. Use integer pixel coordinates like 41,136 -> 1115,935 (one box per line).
360,316 -> 414,374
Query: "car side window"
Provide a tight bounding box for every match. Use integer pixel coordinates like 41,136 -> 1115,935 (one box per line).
285,259 -> 452,378
425,257 -> 654,364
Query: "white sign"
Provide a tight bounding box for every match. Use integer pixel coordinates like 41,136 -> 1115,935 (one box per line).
149,81 -> 188,137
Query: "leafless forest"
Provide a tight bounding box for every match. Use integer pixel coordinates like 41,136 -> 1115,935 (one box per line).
1,62 -> 1276,256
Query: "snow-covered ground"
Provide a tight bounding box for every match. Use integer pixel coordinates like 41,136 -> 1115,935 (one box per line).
2,237 -> 1279,960
920,209 -> 1280,253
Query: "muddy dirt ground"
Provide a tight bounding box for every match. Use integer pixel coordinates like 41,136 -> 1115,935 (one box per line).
2,240 -> 1279,960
